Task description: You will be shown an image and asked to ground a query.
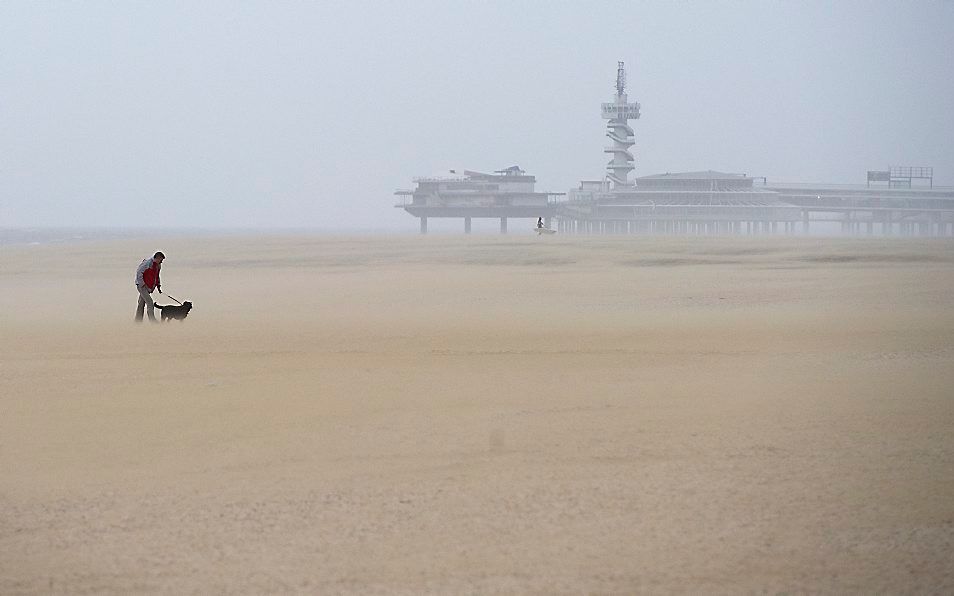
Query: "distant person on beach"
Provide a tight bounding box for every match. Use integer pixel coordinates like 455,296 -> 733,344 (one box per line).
135,251 -> 164,323
537,217 -> 544,229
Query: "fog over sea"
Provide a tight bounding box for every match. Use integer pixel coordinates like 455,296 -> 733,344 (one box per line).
0,227 -> 399,247
0,228 -> 148,246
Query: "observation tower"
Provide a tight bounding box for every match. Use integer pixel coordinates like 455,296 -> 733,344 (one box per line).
601,61 -> 641,189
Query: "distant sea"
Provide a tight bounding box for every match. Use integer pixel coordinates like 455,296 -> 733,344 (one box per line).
0,227 -> 202,246
0,227 -> 399,246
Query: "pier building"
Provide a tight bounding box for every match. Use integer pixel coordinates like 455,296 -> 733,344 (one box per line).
560,171 -> 802,235
394,166 -> 560,234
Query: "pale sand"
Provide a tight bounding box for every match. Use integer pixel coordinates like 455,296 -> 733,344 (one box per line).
1,234 -> 953,594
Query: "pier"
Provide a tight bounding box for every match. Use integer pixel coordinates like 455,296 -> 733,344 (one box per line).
395,63 -> 953,236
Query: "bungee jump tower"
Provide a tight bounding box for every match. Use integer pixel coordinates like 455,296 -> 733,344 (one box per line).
602,61 -> 641,189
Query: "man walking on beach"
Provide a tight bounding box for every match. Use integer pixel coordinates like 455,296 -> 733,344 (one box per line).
135,251 -> 164,323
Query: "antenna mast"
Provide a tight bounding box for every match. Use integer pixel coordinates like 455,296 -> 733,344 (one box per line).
616,61 -> 626,96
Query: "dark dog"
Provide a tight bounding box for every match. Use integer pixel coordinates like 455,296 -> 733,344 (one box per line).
155,301 -> 193,322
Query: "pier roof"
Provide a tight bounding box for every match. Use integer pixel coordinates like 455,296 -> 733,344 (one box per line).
638,171 -> 747,180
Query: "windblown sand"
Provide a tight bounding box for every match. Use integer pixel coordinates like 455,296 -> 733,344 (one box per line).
2,234 -> 953,594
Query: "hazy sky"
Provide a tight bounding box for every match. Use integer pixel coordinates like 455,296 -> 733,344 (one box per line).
2,1 -> 953,231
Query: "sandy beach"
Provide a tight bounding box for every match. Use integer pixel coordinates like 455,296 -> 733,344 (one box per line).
1,233 -> 953,594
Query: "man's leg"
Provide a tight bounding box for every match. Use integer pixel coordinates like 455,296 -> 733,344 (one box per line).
137,285 -> 156,322
136,289 -> 145,322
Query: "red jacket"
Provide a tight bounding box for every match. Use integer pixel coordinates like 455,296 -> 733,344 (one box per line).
143,263 -> 160,290
137,258 -> 161,290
